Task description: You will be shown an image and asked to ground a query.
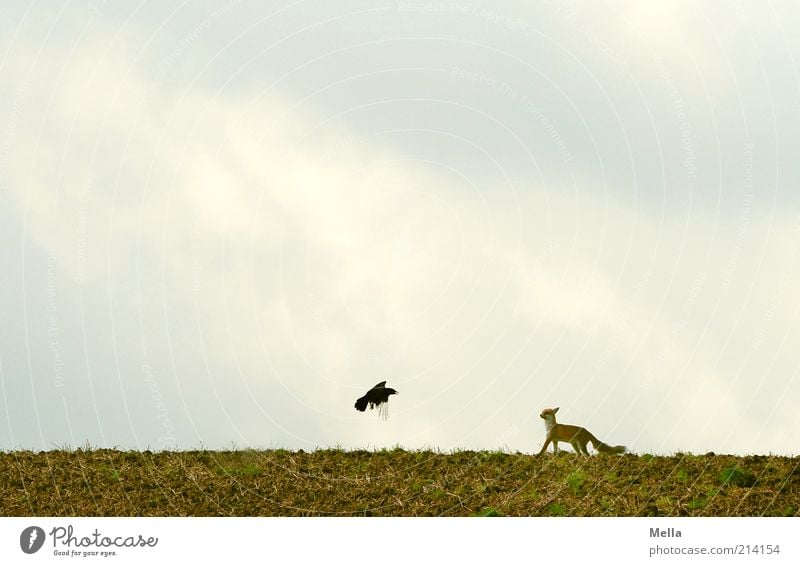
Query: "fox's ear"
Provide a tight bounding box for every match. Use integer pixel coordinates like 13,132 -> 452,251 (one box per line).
554,407 -> 560,413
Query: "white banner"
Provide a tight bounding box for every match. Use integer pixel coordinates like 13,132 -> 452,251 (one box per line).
1,517 -> 797,565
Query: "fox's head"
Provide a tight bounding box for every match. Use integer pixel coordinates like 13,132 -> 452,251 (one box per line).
539,407 -> 559,421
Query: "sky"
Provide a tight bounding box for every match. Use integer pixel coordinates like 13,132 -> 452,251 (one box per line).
0,0 -> 799,455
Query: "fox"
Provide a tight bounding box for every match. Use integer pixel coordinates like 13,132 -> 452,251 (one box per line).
537,407 -> 626,456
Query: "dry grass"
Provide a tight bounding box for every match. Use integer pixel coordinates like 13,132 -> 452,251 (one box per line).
1,448 -> 798,516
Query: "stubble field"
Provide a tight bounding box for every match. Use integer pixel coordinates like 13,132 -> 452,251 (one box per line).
1,449 -> 798,516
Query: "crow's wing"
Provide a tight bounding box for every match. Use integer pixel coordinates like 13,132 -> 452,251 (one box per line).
354,395 -> 369,412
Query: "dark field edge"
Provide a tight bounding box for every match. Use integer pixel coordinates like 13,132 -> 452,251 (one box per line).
1,448 -> 798,517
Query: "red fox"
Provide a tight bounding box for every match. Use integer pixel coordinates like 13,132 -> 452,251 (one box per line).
537,407 -> 626,456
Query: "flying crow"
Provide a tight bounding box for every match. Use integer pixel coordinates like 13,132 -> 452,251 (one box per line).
354,381 -> 398,420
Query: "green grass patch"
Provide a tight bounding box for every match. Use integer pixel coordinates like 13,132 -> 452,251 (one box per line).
546,503 -> 568,516
475,507 -> 502,517
566,470 -> 586,494
718,465 -> 757,488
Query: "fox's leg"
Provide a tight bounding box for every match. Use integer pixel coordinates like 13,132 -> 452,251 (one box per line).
570,440 -> 587,456
569,435 -> 590,455
553,441 -> 560,455
537,438 -> 552,456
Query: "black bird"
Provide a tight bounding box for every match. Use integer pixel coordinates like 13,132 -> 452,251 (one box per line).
354,381 -> 398,420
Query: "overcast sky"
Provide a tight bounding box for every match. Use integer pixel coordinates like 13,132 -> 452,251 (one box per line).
1,1 -> 798,455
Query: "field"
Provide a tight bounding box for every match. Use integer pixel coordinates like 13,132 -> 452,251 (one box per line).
1,449 -> 798,516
